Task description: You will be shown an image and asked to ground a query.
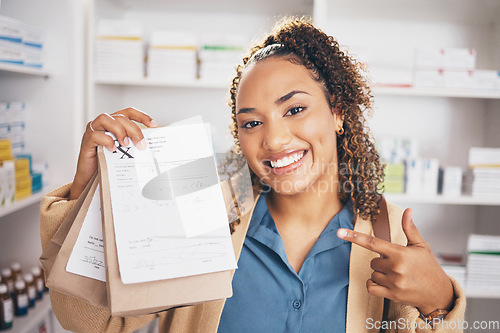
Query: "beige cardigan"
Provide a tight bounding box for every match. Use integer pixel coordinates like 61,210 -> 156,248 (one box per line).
40,184 -> 466,333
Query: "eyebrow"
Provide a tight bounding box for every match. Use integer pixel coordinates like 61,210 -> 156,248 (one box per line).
275,90 -> 310,105
236,90 -> 310,115
236,107 -> 256,115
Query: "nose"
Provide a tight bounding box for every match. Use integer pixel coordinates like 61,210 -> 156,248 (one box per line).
263,121 -> 292,151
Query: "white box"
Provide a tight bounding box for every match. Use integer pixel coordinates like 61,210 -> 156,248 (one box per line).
21,23 -> 43,68
442,167 -> 463,197
415,48 -> 443,69
414,69 -> 444,87
3,160 -> 15,205
8,101 -> 25,111
0,39 -> 23,65
443,70 -> 474,89
422,158 -> 439,195
0,16 -> 23,65
473,70 -> 500,90
0,15 -> 22,43
20,23 -> 43,48
199,34 -> 245,81
9,121 -> 25,135
97,20 -> 143,38
0,122 -> 9,138
150,30 -> 197,48
405,159 -> 423,194
23,46 -> 43,68
469,147 -> 500,167
369,68 -> 413,87
0,164 -> 5,206
95,20 -> 144,81
442,48 -> 476,70
415,48 -> 476,70
33,161 -> 49,187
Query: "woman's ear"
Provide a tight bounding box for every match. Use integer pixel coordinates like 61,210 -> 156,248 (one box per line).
329,95 -> 344,131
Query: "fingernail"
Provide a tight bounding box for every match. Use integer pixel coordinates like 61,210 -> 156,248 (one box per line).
150,120 -> 159,128
338,229 -> 348,238
107,145 -> 117,152
136,138 -> 147,150
124,137 -> 130,146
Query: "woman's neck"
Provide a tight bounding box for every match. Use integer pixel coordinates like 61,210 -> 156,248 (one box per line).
266,184 -> 344,231
265,181 -> 345,273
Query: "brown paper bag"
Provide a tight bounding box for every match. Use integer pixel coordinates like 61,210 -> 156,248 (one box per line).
43,174 -> 108,308
40,173 -> 98,281
97,146 -> 233,317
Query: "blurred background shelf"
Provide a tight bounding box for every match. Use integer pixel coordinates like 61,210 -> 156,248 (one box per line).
0,184 -> 60,219
0,62 -> 49,77
94,77 -> 228,89
465,289 -> 500,300
385,194 -> 500,206
372,86 -> 500,99
94,79 -> 500,100
0,191 -> 44,219
6,295 -> 52,333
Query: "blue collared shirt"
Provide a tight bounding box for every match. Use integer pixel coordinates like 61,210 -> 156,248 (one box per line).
218,193 -> 355,333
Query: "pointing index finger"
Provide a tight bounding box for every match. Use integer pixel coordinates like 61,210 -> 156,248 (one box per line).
337,228 -> 395,257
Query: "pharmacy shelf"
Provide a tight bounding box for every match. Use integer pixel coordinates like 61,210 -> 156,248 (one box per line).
0,63 -> 49,78
372,86 -> 500,99
385,194 -> 500,206
465,289 -> 500,299
0,186 -> 54,219
95,79 -> 500,99
94,77 -> 229,89
6,294 -> 52,333
105,0 -> 312,16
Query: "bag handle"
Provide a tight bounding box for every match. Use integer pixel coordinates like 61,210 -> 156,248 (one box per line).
371,196 -> 391,333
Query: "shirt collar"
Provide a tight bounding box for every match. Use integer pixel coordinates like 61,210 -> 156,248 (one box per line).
246,192 -> 355,250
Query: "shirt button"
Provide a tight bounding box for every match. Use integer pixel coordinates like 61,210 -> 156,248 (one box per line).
293,300 -> 301,309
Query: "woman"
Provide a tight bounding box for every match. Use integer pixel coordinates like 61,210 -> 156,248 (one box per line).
41,18 -> 465,332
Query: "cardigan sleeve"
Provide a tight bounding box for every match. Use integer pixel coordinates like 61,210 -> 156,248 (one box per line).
40,184 -> 157,333
386,276 -> 466,333
385,201 -> 466,332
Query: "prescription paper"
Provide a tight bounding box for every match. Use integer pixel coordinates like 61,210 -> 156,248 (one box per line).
66,184 -> 106,282
103,123 -> 237,284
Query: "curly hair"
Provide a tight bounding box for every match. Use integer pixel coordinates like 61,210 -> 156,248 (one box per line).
228,17 -> 385,222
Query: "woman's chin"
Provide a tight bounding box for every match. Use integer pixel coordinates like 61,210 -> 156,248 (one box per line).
263,180 -> 309,196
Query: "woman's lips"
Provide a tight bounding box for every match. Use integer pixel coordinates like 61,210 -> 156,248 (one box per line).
263,150 -> 308,175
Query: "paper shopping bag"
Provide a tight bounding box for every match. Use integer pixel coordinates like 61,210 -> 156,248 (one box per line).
43,173 -> 108,308
40,172 -> 97,280
97,146 -> 233,317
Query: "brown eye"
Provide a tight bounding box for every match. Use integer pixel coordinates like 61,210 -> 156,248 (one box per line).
242,120 -> 262,129
285,107 -> 305,116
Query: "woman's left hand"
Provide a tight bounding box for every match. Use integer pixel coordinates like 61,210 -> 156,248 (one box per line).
337,209 -> 455,316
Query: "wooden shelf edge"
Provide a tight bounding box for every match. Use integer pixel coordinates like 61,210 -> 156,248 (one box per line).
384,194 -> 500,206
0,63 -> 49,77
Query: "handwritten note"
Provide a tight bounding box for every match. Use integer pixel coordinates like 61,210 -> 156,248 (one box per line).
103,123 -> 237,284
66,184 -> 106,282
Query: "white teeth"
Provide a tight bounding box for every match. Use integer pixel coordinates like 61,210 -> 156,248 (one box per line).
269,151 -> 305,168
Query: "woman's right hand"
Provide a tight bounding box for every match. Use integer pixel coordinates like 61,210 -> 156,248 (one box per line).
69,107 -> 158,200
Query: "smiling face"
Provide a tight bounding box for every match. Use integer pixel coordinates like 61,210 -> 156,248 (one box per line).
235,56 -> 343,195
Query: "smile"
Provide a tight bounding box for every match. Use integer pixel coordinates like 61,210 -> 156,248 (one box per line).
266,150 -> 307,169
270,151 -> 305,168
